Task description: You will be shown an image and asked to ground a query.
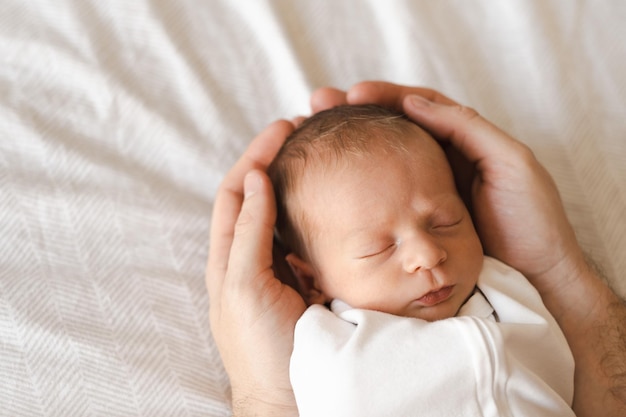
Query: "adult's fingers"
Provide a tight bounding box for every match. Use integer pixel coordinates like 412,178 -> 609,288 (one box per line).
401,94 -> 529,167
311,87 -> 348,113
207,120 -> 294,304
226,170 -> 277,293
345,81 -> 528,166
312,82 -> 454,115
347,81 -> 457,110
292,116 -> 307,127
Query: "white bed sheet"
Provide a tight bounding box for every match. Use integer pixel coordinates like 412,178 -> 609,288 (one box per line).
1,1 -> 625,415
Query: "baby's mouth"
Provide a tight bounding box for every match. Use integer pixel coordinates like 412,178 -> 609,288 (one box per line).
415,285 -> 454,306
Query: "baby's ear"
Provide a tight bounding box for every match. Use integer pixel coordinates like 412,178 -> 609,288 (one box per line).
285,253 -> 329,306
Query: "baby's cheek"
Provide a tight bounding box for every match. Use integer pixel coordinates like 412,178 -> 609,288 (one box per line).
464,238 -> 484,282
317,265 -> 359,299
449,235 -> 483,278
459,227 -> 483,257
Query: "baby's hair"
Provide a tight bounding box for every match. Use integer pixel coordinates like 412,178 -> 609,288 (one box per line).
268,104 -> 417,260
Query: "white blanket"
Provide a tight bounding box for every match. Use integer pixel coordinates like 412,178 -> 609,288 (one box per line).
291,257 -> 575,417
1,1 -> 625,415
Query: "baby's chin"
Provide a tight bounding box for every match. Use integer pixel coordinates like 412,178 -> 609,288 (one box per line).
402,302 -> 463,322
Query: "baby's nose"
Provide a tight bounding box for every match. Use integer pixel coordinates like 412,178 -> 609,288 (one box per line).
402,233 -> 447,273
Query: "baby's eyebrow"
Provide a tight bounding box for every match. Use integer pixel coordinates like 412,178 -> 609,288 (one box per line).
340,194 -> 464,240
342,226 -> 380,243
342,226 -> 393,249
344,230 -> 373,243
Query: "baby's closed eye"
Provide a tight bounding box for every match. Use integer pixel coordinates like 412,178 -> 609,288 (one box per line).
431,217 -> 463,229
356,242 -> 397,259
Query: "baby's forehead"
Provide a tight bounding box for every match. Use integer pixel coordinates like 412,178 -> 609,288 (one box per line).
284,117 -> 446,201
305,125 -> 439,173
291,136 -> 439,204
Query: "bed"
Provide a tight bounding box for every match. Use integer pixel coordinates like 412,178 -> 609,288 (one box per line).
1,1 -> 625,415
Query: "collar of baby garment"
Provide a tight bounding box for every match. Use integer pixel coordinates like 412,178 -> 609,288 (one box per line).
458,288 -> 496,321
329,299 -> 352,315
330,288 -> 495,321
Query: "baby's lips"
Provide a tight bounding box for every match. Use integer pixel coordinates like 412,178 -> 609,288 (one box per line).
414,285 -> 454,307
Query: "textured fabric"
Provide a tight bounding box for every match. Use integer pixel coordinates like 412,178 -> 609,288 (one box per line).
0,1 -> 624,416
291,257 -> 575,417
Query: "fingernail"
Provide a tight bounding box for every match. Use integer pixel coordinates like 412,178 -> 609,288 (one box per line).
408,94 -> 432,108
292,115 -> 306,128
244,171 -> 261,199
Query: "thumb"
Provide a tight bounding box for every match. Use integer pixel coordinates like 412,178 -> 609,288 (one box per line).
227,170 -> 277,287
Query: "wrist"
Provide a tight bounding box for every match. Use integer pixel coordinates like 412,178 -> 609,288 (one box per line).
523,244 -> 587,315
534,249 -> 618,337
231,387 -> 298,417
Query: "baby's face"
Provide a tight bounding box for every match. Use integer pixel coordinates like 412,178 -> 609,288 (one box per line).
294,125 -> 483,321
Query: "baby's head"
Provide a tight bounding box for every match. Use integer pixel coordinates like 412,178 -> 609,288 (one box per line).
268,105 -> 483,321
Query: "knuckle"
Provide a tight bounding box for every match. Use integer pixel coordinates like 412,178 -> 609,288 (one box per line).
514,142 -> 538,166
453,104 -> 480,121
234,209 -> 255,236
233,205 -> 274,243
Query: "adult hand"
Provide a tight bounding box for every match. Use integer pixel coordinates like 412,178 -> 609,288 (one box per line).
312,81 -> 626,417
206,120 -> 305,417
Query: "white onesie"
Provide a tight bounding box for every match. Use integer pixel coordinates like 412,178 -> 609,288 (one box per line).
290,256 -> 575,417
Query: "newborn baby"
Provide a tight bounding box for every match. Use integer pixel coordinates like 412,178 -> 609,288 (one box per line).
268,104 -> 575,417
